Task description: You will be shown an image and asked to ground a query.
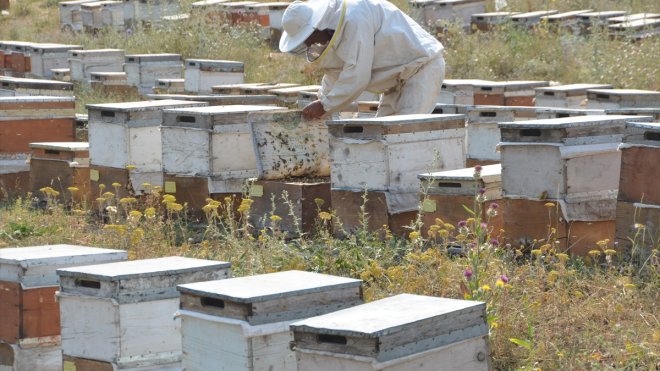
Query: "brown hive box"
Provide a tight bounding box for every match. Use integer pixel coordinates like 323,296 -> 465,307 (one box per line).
473,80 -> 549,106
29,142 -> 91,203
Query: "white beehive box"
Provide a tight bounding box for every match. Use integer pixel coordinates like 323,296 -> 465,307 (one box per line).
0,245 -> 127,371
161,105 -> 286,193
499,115 -> 653,220
90,71 -> 129,87
579,10 -> 627,31
470,11 -> 518,31
249,110 -> 331,180
0,76 -> 73,97
609,18 -> 660,40
244,2 -> 290,39
605,107 -> 660,120
177,270 -> 363,371
511,10 -> 559,28
212,82 -> 270,95
291,294 -> 490,371
124,53 -> 182,95
59,0 -> 98,31
411,0 -> 485,29
419,163 -> 502,198
586,89 -> 660,109
267,85 -> 321,106
28,43 -> 82,79
541,9 -> 592,34
124,0 -> 180,25
437,79 -> 490,105
81,1 -> 123,32
153,78 -> 185,94
87,99 -> 208,193
184,59 -> 244,94
534,83 -> 613,108
607,13 -> 659,24
239,82 -> 300,95
146,93 -> 280,106
51,68 -> 71,82
327,114 -> 466,214
534,106 -> 604,119
57,256 -> 231,370
68,49 -> 125,84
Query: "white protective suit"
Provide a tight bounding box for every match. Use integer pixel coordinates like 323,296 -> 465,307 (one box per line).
312,0 -> 445,117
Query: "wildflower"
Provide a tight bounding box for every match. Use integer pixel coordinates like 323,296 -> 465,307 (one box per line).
130,228 -> 144,244
434,218 -> 445,226
481,284 -> 491,292
557,253 -> 569,263
479,187 -> 486,195
490,322 -> 498,329
129,210 -> 143,218
119,197 -> 137,204
473,165 -> 482,179
490,239 -> 499,247
202,205 -> 215,213
457,220 -> 467,228
500,274 -> 509,284
40,187 -> 60,197
67,186 -> 79,193
544,202 -> 556,208
463,268 -> 473,280
496,279 -> 505,288
531,249 -> 542,256
408,231 -> 421,242
126,165 -> 137,170
604,249 -> 617,256
318,211 -> 332,221
270,215 -> 282,222
98,184 -> 106,190
314,198 -> 325,207
623,283 -> 636,289
111,182 -> 121,188
162,194 -> 177,204
166,202 -> 184,212
547,270 -> 559,284
438,229 -> 449,238
142,182 -> 151,188
102,191 -> 114,198
487,207 -> 498,217
105,206 -> 117,213
588,250 -> 602,258
489,202 -> 499,210
96,197 -> 105,203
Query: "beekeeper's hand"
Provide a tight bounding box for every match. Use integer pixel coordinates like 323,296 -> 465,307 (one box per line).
302,100 -> 327,120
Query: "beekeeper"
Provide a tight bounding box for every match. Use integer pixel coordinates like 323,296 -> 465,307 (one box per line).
279,0 -> 445,119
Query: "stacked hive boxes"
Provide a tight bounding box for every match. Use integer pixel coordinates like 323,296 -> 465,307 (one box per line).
177,270 -> 363,370
534,83 -> 612,108
68,49 -> 125,84
87,100 -> 208,197
59,0 -> 98,31
29,142 -> 91,203
470,11 -> 519,31
123,53 -> 182,95
89,71 -> 135,94
0,245 -> 127,370
26,43 -> 82,79
586,89 -> 660,109
498,115 -> 653,254
409,0 -> 486,29
184,59 -> 244,94
57,257 -> 231,370
473,80 -> 549,106
541,10 -> 592,34
80,0 -> 123,32
0,76 -> 73,96
327,114 -> 466,236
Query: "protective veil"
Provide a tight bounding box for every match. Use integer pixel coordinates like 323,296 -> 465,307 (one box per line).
311,0 -> 445,116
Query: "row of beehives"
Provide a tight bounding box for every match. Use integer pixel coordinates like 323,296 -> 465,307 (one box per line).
407,0 -> 660,40
0,244 -> 491,371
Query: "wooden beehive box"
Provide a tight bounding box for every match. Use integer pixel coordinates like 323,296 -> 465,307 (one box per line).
473,80 -> 549,106
534,107 -> 604,119
618,122 -> 660,205
146,93 -> 280,106
123,53 -> 182,95
0,76 -> 73,97
81,1 -> 120,32
605,108 -> 660,120
541,10 -> 592,34
27,43 -> 82,79
58,0 -> 97,31
50,68 -> 71,82
267,85 -> 321,107
153,78 -> 185,94
291,294 -> 490,371
161,105 -> 287,197
0,41 -> 33,77
87,99 -> 207,195
177,270 -> 362,371
615,200 -> 660,252
249,109 -> 330,180
29,142 -> 91,202
419,164 -> 503,234
184,59 -> 244,94
511,10 -> 558,28
438,79 -> 490,105
586,89 -> 660,109
0,153 -> 30,201
68,49 -> 125,84
220,1 -> 258,24
247,178 -> 332,236
470,11 -> 518,31
89,71 -> 136,95
57,256 -> 231,371
534,83 -> 613,108
610,17 -> 660,39
211,82 -> 268,95
579,10 -> 627,32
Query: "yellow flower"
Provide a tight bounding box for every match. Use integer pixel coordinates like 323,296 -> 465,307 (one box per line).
531,249 -> 542,256
103,191 -> 114,198
96,197 -> 106,203
67,186 -> 79,193
98,184 -> 106,190
119,197 -> 137,204
588,250 -> 602,257
439,229 -> 449,238
604,249 -> 617,256
408,231 -> 421,241
166,202 -> 184,212
496,279 -> 505,288
130,228 -> 144,244
547,270 -> 559,284
314,198 -> 325,207
142,182 -> 151,188
318,211 -> 332,221
544,202 -> 556,208
490,322 -> 498,329
481,284 -> 491,292
129,210 -> 143,218
623,283 -> 636,289
111,182 -> 121,188
270,215 -> 282,222
556,253 -> 569,263
126,165 -> 137,170
144,207 -> 156,217
162,194 -> 177,204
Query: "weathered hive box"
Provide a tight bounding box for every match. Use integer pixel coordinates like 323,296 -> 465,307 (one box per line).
153,78 -> 185,94
0,41 -> 34,77
249,110 -> 330,180
160,105 -> 286,208
356,100 -> 463,118
473,80 -> 550,106
511,10 -> 559,28
0,76 -> 73,97
0,153 -> 30,201
247,178 -> 332,236
605,107 -> 660,120
291,294 -> 490,371
90,71 -> 137,95
465,105 -> 537,166
59,0 -> 97,31
438,79 -> 490,105
184,59 -> 244,94
534,107 -> 604,119
219,1 -> 258,24
27,43 -> 82,79
579,11 -> 627,32
29,142 -> 91,202
51,68 -> 71,82
535,83 -> 613,108
68,49 -> 125,84
240,82 -> 300,95
124,0 -> 180,26
470,11 -> 518,31
123,53 -> 182,95
190,0 -> 230,21
586,89 -> 660,109
244,2 -> 290,39
211,83 -> 269,95
418,164 -> 503,235
541,10 -> 592,34
81,1 -> 123,32
267,84 -> 321,106
609,18 -> 660,40
0,245 -> 127,371
177,270 -> 362,371
607,13 -> 660,24
146,93 -> 280,106
87,99 -> 208,195
409,0 -> 485,29
57,256 -> 231,371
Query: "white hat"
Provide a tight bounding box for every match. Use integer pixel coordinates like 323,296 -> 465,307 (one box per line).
279,0 -> 329,53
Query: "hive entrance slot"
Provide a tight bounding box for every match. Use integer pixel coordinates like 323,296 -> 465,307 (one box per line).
76,279 -> 101,289
479,112 -> 497,117
543,92 -> 555,96
596,94 -> 610,100
556,113 -> 570,118
437,182 -> 462,188
644,132 -> 660,141
201,297 -> 225,308
45,150 -> 61,155
480,87 -> 493,91
317,334 -> 347,345
178,116 -> 196,123
520,129 -> 541,137
343,126 -> 363,133
101,110 -> 115,118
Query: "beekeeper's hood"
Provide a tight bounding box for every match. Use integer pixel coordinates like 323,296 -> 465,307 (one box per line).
279,0 -> 342,53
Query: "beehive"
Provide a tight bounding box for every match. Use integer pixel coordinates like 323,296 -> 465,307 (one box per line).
0,153 -> 30,201
58,257 -> 231,371
146,93 -> 280,106
68,49 -> 125,84
211,82 -> 269,95
29,142 -> 91,203
123,53 -> 182,95
470,11 -> 518,31
190,0 -> 230,21
586,89 -> 660,109
160,105 -> 287,207
610,17 -> 660,39
50,68 -> 71,82
534,107 -> 604,119
240,82 -> 300,95
249,110 -> 330,180
89,71 -> 136,95
81,1 -> 123,32
578,10 -> 627,32
437,79 -> 490,105
534,83 -> 613,108
59,0 -> 97,31
0,76 -> 73,97
267,85 -> 321,106
356,101 -> 464,118
184,59 -> 244,94
291,294 -> 490,371
419,164 -> 503,235
473,80 -> 550,106
177,270 -> 363,371
124,0 -> 180,26
152,78 -> 185,94
409,0 -> 486,29
28,44 -> 82,79
540,9 -> 592,34
247,179 -> 332,236
0,245 -> 127,371
244,2 -> 290,39
219,1 -> 258,24
511,10 -> 559,28
87,99 -> 208,195
0,41 -> 33,77
605,108 -> 660,120
617,122 -> 660,205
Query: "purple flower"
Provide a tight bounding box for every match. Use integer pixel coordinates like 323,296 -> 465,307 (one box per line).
489,202 -> 499,210
474,165 -> 482,172
469,242 -> 476,249
479,188 -> 486,195
464,268 -> 473,279
490,238 -> 500,246
481,222 -> 488,229
500,274 -> 509,284
458,220 -> 467,228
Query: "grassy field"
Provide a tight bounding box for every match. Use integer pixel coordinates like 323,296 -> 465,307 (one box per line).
1,0 -> 659,369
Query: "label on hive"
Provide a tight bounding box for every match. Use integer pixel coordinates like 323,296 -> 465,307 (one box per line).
90,169 -> 99,181
164,181 -> 176,193
249,184 -> 263,197
422,199 -> 437,213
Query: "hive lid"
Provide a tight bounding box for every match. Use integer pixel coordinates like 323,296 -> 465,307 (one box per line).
541,9 -> 592,21
246,2 -> 290,9
29,142 -> 89,151
0,95 -> 75,103
145,93 -> 280,105
498,114 -> 652,129
191,0 -> 228,7
511,10 -> 559,19
626,121 -> 660,131
57,256 -> 230,281
30,43 -> 83,52
441,79 -> 492,88
419,163 -> 501,182
185,59 -> 244,70
580,10 -> 627,19
536,83 -> 613,94
86,99 -> 207,112
177,270 -> 361,303
474,80 -> 549,90
326,113 -> 465,126
124,53 -> 181,63
69,48 -> 124,56
0,76 -> 73,88
268,85 -> 321,95
164,104 -> 281,116
605,108 -> 660,115
472,11 -> 518,18
587,88 -> 660,97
